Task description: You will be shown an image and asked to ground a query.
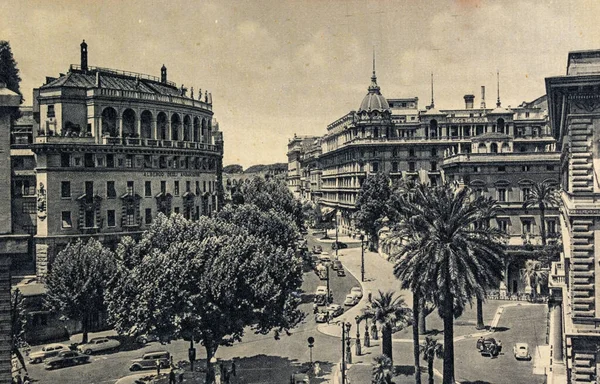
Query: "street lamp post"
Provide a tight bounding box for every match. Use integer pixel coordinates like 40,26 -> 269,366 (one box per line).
355,316 -> 361,356
341,322 -> 346,384
360,233 -> 365,282
364,318 -> 371,347
325,262 -> 331,304
345,322 -> 352,364
334,213 -> 339,259
307,337 -> 314,366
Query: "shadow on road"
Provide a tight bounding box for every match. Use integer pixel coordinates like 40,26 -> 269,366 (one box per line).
393,364 -> 416,376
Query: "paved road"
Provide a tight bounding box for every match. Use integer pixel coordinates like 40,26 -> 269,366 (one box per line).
25,231 -> 361,384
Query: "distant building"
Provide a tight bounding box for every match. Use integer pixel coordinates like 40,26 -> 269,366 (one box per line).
288,61 -> 561,295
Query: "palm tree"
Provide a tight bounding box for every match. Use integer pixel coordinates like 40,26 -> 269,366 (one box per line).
392,182 -> 506,384
522,181 -> 560,246
372,354 -> 394,384
420,337 -> 444,384
520,259 -> 549,300
361,290 -> 411,366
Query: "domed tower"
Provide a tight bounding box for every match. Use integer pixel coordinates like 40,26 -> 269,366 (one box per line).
356,53 -> 392,138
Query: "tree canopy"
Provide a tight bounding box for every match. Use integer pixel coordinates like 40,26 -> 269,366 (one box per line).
45,238 -> 116,343
0,41 -> 21,95
354,173 -> 392,247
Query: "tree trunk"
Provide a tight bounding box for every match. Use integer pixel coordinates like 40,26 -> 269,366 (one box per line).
418,298 -> 427,334
413,294 -> 422,384
428,356 -> 434,384
205,344 -> 218,384
382,325 -> 393,366
476,296 -> 485,330
539,204 -> 547,246
82,313 -> 89,344
442,306 -> 455,384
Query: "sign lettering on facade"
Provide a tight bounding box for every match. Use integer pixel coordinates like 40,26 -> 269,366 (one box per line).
143,171 -> 204,177
448,117 -> 487,123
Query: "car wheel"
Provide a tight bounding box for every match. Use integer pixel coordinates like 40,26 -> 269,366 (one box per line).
84,349 -> 92,355
131,364 -> 142,372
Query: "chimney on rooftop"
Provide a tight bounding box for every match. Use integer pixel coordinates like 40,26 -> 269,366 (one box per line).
480,86 -> 486,109
161,65 -> 167,83
80,40 -> 88,71
464,94 -> 475,109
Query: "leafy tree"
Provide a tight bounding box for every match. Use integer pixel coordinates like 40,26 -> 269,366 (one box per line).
217,203 -> 299,250
360,290 -> 410,365
392,183 -> 505,384
45,238 -> 116,343
231,190 -> 245,205
11,289 -> 26,373
354,173 -> 392,249
520,260 -> 548,300
106,214 -> 304,384
223,164 -> 243,173
420,337 -> 444,384
0,41 -> 21,95
522,181 -> 560,246
372,354 -> 393,384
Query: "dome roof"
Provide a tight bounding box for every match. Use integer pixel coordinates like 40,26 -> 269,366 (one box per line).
358,71 -> 390,113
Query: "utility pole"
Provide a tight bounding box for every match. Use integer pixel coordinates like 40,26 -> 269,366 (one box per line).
341,323 -> 346,384
360,233 -> 365,282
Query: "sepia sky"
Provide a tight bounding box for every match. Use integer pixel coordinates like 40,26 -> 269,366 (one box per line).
2,0 -> 599,167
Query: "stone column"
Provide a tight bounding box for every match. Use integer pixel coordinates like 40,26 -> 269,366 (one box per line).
117,116 -> 123,138
152,118 -> 158,140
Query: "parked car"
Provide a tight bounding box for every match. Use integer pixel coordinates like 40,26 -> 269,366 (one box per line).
129,350 -> 171,371
343,294 -> 359,306
315,286 -> 327,296
44,350 -> 90,370
513,343 -> 531,360
350,286 -> 363,299
327,304 -> 344,318
332,260 -> 343,271
135,334 -> 160,345
315,312 -> 329,323
476,337 -> 499,357
78,337 -> 121,355
29,343 -> 70,364
290,373 -> 310,384
336,269 -> 346,277
314,293 -> 328,306
331,241 -> 348,250
312,245 -> 322,254
318,252 -> 331,263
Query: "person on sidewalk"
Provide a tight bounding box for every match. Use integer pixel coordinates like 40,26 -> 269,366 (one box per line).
169,369 -> 176,384
231,360 -> 236,377
156,359 -> 161,375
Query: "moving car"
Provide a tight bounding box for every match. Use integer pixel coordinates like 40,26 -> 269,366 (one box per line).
350,287 -> 363,299
78,337 -> 121,355
29,343 -> 70,364
135,334 -> 160,345
315,286 -> 327,296
331,241 -> 348,250
343,294 -> 359,306
336,268 -> 346,277
513,343 -> 531,360
315,312 -> 329,323
476,337 -> 499,357
314,293 -> 327,306
326,304 -> 344,318
331,260 -> 343,271
318,253 -> 331,263
44,350 -> 90,370
312,245 -> 322,254
129,351 -> 171,371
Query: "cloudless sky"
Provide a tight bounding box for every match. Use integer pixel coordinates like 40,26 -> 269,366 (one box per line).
2,0 -> 599,167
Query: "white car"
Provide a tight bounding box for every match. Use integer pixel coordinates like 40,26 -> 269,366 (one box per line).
513,343 -> 531,360
318,253 -> 331,263
343,294 -> 358,306
78,337 -> 121,355
29,343 -> 70,364
351,286 -> 363,299
315,286 -> 327,296
326,304 -> 344,318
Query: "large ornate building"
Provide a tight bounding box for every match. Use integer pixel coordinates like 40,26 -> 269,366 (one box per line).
288,62 -> 561,295
12,41 -> 224,276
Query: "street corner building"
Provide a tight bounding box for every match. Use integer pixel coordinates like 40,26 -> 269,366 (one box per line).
288,59 -> 561,297
9,40 -> 224,277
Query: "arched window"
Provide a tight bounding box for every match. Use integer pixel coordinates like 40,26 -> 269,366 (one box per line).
157,112 -> 168,140
193,117 -> 200,142
183,115 -> 192,141
201,119 -> 207,143
490,143 -> 498,153
171,114 -> 181,141
478,143 -> 487,154
122,109 -> 136,137
140,110 -> 152,139
101,107 -> 118,137
501,143 -> 510,153
497,118 -> 505,134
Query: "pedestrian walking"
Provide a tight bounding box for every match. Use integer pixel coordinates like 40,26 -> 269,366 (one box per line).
313,303 -> 318,314
169,369 -> 176,384
367,290 -> 372,303
178,372 -> 184,383
497,340 -> 503,354
313,362 -> 321,376
231,360 -> 236,377
156,359 -> 161,375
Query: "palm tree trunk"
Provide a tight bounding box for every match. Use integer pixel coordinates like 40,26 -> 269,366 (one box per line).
382,325 -> 393,366
476,296 -> 484,330
539,205 -> 547,246
413,294 -> 422,384
442,304 -> 455,384
428,356 -> 435,384
418,298 -> 427,334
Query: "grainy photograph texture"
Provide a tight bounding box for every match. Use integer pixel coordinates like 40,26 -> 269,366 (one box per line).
0,1 -> 599,383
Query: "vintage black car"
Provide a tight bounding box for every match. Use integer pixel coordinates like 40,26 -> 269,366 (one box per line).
44,350 -> 90,369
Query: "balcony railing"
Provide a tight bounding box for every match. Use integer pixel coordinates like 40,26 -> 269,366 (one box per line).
36,134 -> 219,152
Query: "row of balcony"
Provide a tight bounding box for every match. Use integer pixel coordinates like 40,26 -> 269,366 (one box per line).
35,135 -> 219,152
87,87 -> 212,111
